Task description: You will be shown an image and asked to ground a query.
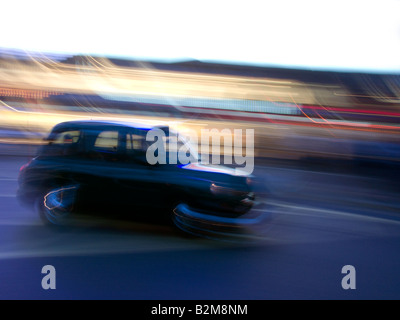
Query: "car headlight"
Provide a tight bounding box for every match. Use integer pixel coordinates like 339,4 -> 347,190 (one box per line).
210,183 -> 248,197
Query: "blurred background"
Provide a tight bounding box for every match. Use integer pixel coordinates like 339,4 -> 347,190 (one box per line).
0,0 -> 400,299
0,47 -> 399,171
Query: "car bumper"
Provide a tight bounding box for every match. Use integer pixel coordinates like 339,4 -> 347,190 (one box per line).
172,202 -> 269,241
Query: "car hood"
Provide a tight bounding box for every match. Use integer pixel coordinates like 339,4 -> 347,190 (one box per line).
180,163 -> 251,177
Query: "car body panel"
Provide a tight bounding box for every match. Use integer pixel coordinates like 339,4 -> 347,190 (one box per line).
17,120 -> 261,236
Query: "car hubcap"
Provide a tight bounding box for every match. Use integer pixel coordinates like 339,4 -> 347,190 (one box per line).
42,185 -> 78,224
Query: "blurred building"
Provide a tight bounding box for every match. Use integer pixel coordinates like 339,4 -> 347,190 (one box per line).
0,48 -> 399,164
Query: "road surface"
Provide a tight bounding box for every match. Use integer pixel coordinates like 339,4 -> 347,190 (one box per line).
0,156 -> 399,300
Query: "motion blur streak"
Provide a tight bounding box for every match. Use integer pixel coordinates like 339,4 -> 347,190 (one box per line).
0,47 -> 400,299
1,49 -> 399,163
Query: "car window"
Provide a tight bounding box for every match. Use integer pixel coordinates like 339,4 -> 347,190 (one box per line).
126,134 -> 144,150
52,130 -> 81,145
164,132 -> 199,164
94,130 -> 119,151
164,134 -> 185,154
41,129 -> 82,157
126,133 -> 146,153
82,129 -> 121,162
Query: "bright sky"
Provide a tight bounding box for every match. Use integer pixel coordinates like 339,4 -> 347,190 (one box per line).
2,0 -> 400,73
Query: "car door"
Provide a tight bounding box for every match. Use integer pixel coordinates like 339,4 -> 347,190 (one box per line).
113,127 -> 171,221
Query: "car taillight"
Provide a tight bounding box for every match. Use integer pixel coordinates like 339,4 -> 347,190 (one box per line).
19,159 -> 32,174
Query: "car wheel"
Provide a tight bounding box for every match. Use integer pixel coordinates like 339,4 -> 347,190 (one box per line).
35,184 -> 79,226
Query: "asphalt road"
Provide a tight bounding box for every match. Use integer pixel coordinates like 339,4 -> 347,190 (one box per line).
0,156 -> 400,300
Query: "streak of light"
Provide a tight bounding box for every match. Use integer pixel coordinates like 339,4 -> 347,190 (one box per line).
334,92 -> 400,102
303,105 -> 400,117
290,93 -> 319,124
263,201 -> 400,225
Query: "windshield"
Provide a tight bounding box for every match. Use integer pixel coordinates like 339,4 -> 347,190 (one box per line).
163,131 -> 199,165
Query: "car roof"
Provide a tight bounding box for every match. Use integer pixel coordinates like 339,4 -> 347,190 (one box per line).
52,119 -> 160,131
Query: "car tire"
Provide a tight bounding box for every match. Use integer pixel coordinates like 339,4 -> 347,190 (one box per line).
35,184 -> 79,226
